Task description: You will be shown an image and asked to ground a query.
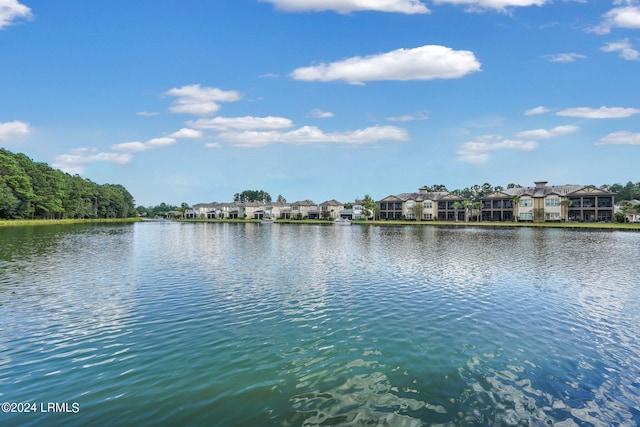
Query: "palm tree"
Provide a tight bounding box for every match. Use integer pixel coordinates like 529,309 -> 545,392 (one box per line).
463,200 -> 472,222
560,199 -> 572,222
511,194 -> 520,222
453,201 -> 464,222
472,201 -> 483,222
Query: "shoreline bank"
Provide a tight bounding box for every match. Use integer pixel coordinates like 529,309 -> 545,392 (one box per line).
0,217 -> 141,227
178,218 -> 640,231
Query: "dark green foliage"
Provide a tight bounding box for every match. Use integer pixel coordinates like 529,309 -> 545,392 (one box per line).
0,148 -> 136,219
136,202 -> 179,218
233,189 -> 272,203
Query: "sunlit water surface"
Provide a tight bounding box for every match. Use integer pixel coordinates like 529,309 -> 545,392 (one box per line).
1,222 -> 639,426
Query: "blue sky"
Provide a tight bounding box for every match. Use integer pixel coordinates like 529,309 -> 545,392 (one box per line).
1,0 -> 639,206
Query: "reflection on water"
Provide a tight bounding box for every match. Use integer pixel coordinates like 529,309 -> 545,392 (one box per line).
1,222 -> 639,426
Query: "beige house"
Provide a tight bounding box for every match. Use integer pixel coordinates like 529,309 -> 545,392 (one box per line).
290,200 -> 317,220
378,188 -> 464,221
319,200 -> 345,220
482,181 -> 615,222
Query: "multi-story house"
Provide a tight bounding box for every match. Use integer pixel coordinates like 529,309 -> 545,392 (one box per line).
482,181 -> 615,222
269,201 -> 291,219
192,202 -> 219,219
290,200 -> 317,220
319,200 -> 344,220
378,188 -> 464,221
339,200 -> 365,220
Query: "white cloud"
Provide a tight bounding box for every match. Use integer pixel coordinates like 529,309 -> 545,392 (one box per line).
0,0 -> 32,29
53,148 -> 132,174
432,0 -> 548,12
596,131 -> 640,145
136,111 -> 159,117
260,0 -> 430,14
111,137 -> 176,152
556,106 -> 640,118
385,111 -> 430,121
591,5 -> 640,34
165,84 -> 241,116
457,135 -> 537,164
524,106 -> 550,116
545,53 -> 587,62
291,45 -> 481,85
307,109 -> 334,118
218,125 -> 409,147
516,125 -> 579,139
169,128 -> 202,139
601,39 -> 640,60
187,116 -> 294,131
0,120 -> 31,140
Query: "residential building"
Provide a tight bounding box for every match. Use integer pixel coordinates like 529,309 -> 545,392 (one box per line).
378,188 -> 464,221
319,199 -> 345,220
290,200 -> 317,220
481,181 -> 615,222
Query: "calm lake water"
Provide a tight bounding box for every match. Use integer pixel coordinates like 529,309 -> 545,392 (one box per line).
1,222 -> 639,426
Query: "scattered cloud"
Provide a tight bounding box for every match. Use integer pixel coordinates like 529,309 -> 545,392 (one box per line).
218,125 -> 409,147
307,109 -> 334,118
0,0 -> 32,29
111,137 -> 176,152
601,38 -> 640,60
556,106 -> 640,118
205,142 -> 223,148
53,148 -> 132,174
0,120 -> 31,140
545,52 -> 587,62
291,45 -> 481,85
524,106 -> 551,116
259,0 -> 430,14
432,0 -> 549,13
164,84 -> 241,116
385,111 -> 430,121
187,116 -> 294,131
516,124 -> 579,139
259,73 -> 279,78
168,128 -> 202,139
596,131 -> 640,145
457,135 -> 537,164
591,5 -> 640,35
136,111 -> 159,117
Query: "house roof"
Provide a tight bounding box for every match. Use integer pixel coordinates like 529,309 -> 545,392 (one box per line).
379,191 -> 462,203
320,199 -> 343,206
486,183 -> 614,199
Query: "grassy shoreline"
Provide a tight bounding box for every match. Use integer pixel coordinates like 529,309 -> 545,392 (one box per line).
179,218 -> 640,231
0,217 -> 141,227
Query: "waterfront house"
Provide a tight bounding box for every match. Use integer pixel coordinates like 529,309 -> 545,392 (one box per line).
378,188 -> 464,221
481,181 -> 615,222
192,202 -> 219,219
339,200 -> 365,220
290,200 -> 317,220
319,200 -> 345,220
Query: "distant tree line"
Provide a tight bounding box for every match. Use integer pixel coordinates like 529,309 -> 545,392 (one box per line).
0,148 -> 136,220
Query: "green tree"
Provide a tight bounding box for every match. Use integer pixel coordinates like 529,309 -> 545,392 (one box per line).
560,199 -> 572,222
511,194 -> 520,222
453,201 -> 464,222
361,194 -> 377,220
234,190 -> 272,203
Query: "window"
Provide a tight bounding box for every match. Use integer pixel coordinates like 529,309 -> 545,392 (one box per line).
545,212 -> 561,220
520,199 -> 532,207
545,198 -> 560,207
520,213 -> 533,220
424,202 -> 432,208
424,213 -> 433,220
